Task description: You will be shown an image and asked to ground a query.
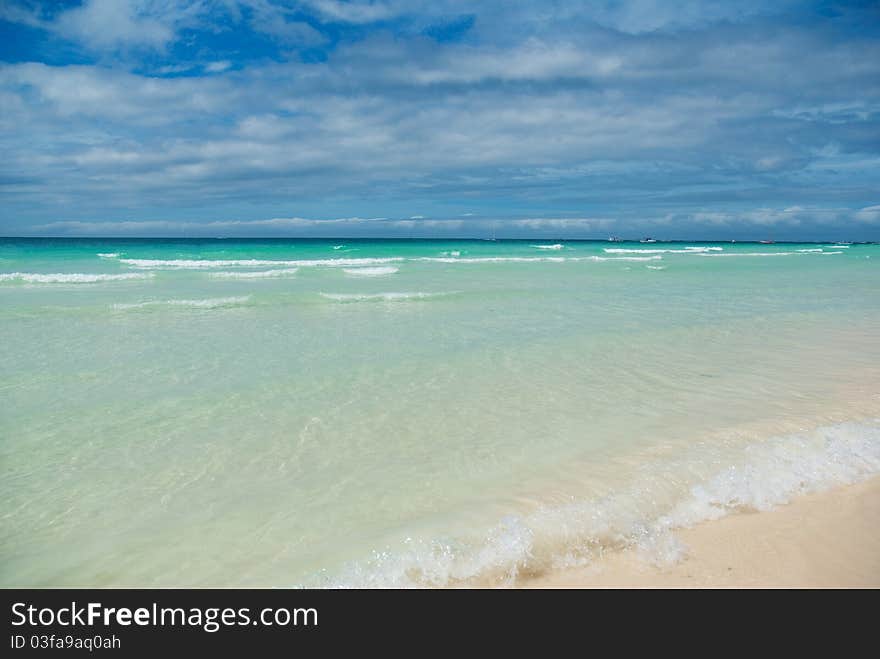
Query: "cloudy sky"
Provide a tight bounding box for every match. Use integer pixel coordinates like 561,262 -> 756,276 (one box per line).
1,0 -> 878,239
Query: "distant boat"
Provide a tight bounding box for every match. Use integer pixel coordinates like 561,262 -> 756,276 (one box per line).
640,237 -> 657,243
759,240 -> 775,244
607,236 -> 623,242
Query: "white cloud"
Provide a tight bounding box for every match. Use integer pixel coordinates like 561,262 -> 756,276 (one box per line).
0,2 -> 46,29
54,0 -> 176,52
381,39 -> 624,85
510,218 -> 615,230
247,6 -> 327,46
0,62 -> 233,121
156,63 -> 198,75
204,60 -> 232,73
2,0 -> 329,54
23,205 -> 878,238
1,3 -> 878,238
583,0 -> 800,34
32,215 -> 393,235
236,114 -> 295,140
854,206 -> 880,224
304,0 -> 395,24
675,207 -> 862,229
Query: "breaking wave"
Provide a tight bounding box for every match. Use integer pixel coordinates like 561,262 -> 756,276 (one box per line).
342,267 -> 399,277
604,247 -> 722,254
0,272 -> 154,284
118,258 -> 403,269
209,268 -> 299,279
112,296 -> 251,310
319,291 -> 457,303
314,420 -> 880,587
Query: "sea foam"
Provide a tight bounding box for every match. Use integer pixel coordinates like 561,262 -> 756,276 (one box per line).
320,291 -> 455,302
118,257 -> 403,269
113,296 -> 251,310
604,247 -> 721,254
209,268 -> 299,279
698,252 -> 797,257
589,255 -> 663,262
418,255 -> 665,263
316,420 -> 880,588
342,266 -> 399,277
420,256 -> 567,263
0,272 -> 154,284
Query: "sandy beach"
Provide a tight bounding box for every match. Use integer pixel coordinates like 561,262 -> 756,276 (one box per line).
525,476 -> 880,588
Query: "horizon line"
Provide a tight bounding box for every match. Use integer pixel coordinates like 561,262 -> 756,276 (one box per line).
1,236 -> 874,244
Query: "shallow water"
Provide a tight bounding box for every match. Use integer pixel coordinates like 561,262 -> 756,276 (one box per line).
1,238 -> 878,586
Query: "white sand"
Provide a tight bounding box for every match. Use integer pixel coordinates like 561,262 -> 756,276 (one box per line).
524,476 -> 880,588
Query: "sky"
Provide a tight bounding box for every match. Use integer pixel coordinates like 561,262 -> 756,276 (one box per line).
0,1 -> 878,239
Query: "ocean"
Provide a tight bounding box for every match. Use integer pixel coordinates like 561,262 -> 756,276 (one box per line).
1,237 -> 878,586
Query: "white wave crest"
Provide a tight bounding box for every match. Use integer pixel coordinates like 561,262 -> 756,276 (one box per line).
342,267 -> 399,277
319,291 -> 454,302
0,272 -> 154,284
209,268 -> 299,279
532,244 -> 563,250
420,256 -> 568,263
113,296 -> 250,310
420,255 -> 660,263
118,257 -> 403,269
590,255 -> 663,262
604,247 -> 721,254
697,252 -> 796,257
316,420 -> 880,588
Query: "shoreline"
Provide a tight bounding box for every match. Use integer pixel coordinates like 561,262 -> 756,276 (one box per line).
522,476 -> 880,588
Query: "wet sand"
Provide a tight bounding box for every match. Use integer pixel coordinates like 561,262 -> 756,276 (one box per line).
525,476 -> 880,588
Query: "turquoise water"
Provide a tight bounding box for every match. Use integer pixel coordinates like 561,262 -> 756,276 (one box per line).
2,238 -> 879,586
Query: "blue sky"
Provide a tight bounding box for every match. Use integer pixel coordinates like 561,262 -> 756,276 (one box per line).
1,1 -> 878,239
